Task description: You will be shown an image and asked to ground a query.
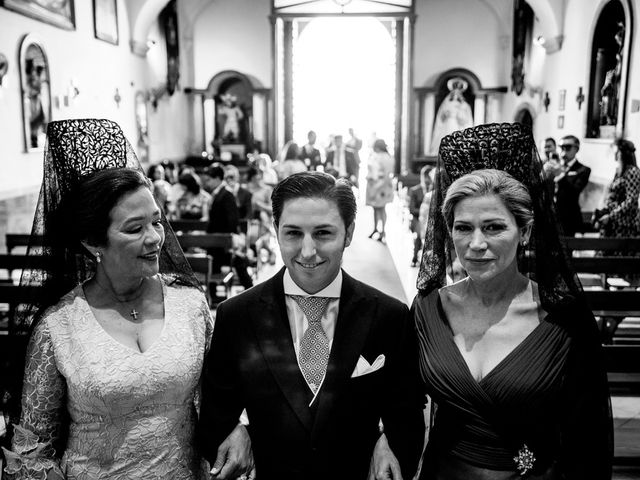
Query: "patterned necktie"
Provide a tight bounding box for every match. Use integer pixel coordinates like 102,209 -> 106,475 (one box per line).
290,295 -> 332,394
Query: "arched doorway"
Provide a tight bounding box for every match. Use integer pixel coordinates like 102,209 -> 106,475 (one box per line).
292,17 -> 396,159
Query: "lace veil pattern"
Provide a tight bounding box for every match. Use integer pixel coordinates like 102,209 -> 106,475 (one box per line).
416,122 -> 583,311
16,118 -> 201,331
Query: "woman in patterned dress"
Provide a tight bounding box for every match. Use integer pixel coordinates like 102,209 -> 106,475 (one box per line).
594,138 -> 640,240
2,119 -> 213,480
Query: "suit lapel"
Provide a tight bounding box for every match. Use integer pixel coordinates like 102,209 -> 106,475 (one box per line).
250,268 -> 314,431
312,272 -> 374,440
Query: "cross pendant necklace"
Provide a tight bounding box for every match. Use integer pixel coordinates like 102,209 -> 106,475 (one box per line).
130,309 -> 139,320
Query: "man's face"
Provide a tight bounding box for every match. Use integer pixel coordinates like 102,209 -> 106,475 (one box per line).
559,139 -> 579,163
543,140 -> 556,159
334,137 -> 343,148
308,132 -> 317,145
276,197 -> 354,294
225,170 -> 239,188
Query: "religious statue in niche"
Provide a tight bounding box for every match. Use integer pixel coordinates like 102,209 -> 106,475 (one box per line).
429,77 -> 474,155
20,40 -> 51,151
600,22 -> 624,127
511,0 -> 530,96
217,92 -> 245,143
159,0 -> 179,95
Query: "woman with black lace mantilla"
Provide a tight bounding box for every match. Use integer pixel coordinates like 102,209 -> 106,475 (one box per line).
2,119 -> 213,479
413,123 -> 612,479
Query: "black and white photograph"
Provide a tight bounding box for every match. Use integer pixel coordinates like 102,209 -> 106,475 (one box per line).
0,1 -> 638,479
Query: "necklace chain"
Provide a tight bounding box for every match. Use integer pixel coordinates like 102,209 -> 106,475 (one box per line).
94,278 -> 146,320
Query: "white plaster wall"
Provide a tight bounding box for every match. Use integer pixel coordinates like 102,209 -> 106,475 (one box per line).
521,0 -> 640,210
413,0 -> 509,88
193,0 -> 271,89
0,0 -> 188,201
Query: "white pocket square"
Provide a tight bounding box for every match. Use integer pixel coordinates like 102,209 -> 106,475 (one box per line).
351,354 -> 385,378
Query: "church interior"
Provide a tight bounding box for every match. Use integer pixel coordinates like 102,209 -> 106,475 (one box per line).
1,0 -> 640,477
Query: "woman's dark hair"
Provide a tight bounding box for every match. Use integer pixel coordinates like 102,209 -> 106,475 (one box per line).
246,166 -> 261,182
61,168 -> 153,249
614,137 -> 637,176
178,171 -> 202,195
373,139 -> 388,153
284,141 -> 300,160
271,171 -> 356,229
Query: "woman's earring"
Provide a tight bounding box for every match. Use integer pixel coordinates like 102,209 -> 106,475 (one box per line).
95,251 -> 102,263
521,240 -> 528,248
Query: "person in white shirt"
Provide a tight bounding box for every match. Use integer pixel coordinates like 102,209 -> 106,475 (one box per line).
199,171 -> 425,480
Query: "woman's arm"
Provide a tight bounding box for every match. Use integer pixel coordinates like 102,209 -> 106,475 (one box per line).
3,320 -> 66,480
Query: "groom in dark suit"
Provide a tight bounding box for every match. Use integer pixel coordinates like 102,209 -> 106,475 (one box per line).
199,172 -> 425,480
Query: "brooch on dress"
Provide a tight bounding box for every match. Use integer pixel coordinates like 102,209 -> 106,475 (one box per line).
513,444 -> 536,476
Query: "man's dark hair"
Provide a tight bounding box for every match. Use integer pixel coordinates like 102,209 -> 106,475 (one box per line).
561,134 -> 580,149
544,137 -> 556,146
271,171 -> 356,229
204,163 -> 225,180
246,166 -> 260,182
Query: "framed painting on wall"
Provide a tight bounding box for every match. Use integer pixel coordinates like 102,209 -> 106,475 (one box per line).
93,0 -> 118,45
1,0 -> 75,30
19,34 -> 52,152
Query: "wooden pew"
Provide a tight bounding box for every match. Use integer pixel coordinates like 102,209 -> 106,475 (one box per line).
563,236 -> 640,253
169,220 -> 208,233
184,253 -> 233,306
0,284 -> 45,334
5,234 -> 42,254
583,290 -> 640,344
603,344 -> 640,467
177,234 -> 236,302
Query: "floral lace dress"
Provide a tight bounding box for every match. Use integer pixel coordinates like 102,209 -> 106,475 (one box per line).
3,277 -> 213,479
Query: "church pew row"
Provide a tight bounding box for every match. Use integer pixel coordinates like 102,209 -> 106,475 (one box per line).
562,236 -> 640,253
0,252 -> 225,311
169,220 -> 208,233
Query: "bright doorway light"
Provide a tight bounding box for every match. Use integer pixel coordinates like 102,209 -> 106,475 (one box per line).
292,17 -> 396,154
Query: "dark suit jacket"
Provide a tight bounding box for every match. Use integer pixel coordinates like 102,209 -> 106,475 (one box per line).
207,186 -> 239,234
408,185 -> 425,233
326,149 -> 359,180
299,145 -> 323,170
555,160 -> 591,236
199,268 -> 425,480
235,186 -> 253,226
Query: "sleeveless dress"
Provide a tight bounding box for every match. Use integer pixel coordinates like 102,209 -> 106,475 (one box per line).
413,290 -> 612,480
3,277 -> 213,479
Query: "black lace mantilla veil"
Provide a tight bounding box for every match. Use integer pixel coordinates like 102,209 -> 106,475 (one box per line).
416,122 -> 582,309
15,118 -> 201,331
415,122 -> 613,478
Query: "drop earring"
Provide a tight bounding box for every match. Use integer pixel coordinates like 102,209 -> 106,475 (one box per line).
95,251 -> 102,263
521,240 -> 528,248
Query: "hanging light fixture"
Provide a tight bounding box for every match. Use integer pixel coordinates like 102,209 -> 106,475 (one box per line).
333,0 -> 353,7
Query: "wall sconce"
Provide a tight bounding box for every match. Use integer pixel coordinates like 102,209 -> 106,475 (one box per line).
543,92 -> 550,112
114,88 -> 122,108
0,53 -> 8,86
68,78 -> 80,99
146,84 -> 169,111
576,87 -> 585,110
